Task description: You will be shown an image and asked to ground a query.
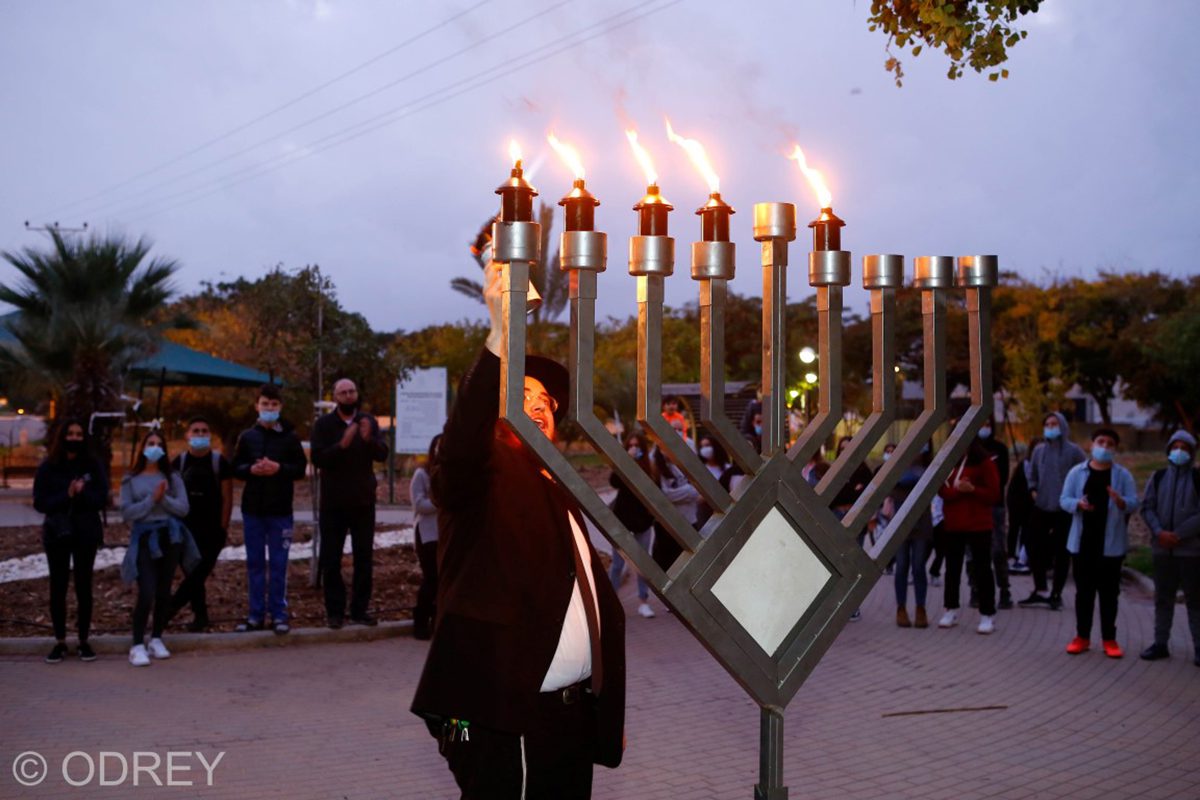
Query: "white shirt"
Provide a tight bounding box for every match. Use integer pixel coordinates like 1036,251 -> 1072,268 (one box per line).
540,511 -> 600,692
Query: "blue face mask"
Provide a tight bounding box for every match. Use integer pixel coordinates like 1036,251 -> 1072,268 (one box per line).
1043,426 -> 1061,440
1091,445 -> 1113,463
143,445 -> 165,463
753,424 -> 762,436
1168,449 -> 1192,466
189,436 -> 211,450
259,410 -> 280,424
978,427 -> 992,439
627,446 -> 643,460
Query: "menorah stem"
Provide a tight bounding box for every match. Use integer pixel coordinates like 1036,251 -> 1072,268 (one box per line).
816,255 -> 901,499
637,275 -> 733,514
699,279 -> 762,475
754,706 -> 788,800
761,239 -> 788,456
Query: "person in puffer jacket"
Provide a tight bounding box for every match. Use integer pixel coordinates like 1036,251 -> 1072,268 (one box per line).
1138,430 -> 1200,666
1019,411 -> 1086,610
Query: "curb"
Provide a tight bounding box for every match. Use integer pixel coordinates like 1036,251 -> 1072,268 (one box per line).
0,619 -> 414,657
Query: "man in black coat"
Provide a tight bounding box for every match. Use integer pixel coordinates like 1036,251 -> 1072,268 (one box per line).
310,378 -> 388,628
411,263 -> 625,799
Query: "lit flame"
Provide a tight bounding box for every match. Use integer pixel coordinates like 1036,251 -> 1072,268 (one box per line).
625,129 -> 658,186
546,133 -> 586,180
665,119 -> 719,193
787,145 -> 833,209
509,139 -> 523,169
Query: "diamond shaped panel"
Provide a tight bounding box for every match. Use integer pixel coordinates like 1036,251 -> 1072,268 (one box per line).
710,507 -> 831,655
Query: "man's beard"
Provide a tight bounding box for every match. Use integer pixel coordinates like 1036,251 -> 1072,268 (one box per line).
338,402 -> 358,416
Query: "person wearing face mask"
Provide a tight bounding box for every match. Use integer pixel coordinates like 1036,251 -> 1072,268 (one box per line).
608,431 -> 659,618
120,430 -> 197,667
1139,430 -> 1200,665
967,417 -> 1013,610
168,416 -> 234,632
1059,428 -> 1138,657
695,435 -> 730,526
310,377 -> 388,629
1019,411 -> 1085,610
232,382 -> 308,635
33,419 -> 109,664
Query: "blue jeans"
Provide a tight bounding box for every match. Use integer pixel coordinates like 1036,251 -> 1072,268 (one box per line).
243,515 -> 293,623
608,528 -> 653,601
895,537 -> 930,608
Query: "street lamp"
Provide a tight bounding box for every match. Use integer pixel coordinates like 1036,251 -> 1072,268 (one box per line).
798,346 -> 816,365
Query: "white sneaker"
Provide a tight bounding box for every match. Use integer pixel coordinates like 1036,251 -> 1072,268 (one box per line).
147,638 -> 171,659
129,644 -> 151,667
977,615 -> 996,635
637,602 -> 656,619
938,610 -> 959,628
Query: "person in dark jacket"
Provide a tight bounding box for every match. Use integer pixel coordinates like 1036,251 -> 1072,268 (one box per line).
32,419 -> 108,663
231,383 -> 307,635
608,430 -> 658,619
169,416 -> 233,631
1005,436 -> 1041,575
411,262 -> 625,798
1139,430 -> 1200,665
310,378 -> 388,628
977,417 -> 1013,609
1020,411 -> 1086,610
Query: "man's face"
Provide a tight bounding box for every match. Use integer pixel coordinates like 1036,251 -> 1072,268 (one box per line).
65,424 -> 84,443
1170,441 -> 1194,457
1044,416 -> 1060,431
257,397 -> 282,415
1093,434 -> 1118,451
188,421 -> 210,444
333,380 -> 358,407
524,376 -> 557,441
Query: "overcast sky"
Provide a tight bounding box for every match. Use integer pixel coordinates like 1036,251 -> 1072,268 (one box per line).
1,0 -> 1197,334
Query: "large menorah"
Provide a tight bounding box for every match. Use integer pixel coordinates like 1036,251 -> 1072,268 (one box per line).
488,154 -> 996,799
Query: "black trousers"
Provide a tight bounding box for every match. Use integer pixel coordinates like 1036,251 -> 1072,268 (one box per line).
1028,508 -> 1072,595
171,523 -> 227,624
319,506 -> 375,620
928,523 -> 947,577
1073,552 -> 1123,640
414,531 -> 438,636
1152,554 -> 1200,651
438,686 -> 596,799
651,522 -> 682,573
133,536 -> 181,645
44,535 -> 98,642
944,530 -> 996,615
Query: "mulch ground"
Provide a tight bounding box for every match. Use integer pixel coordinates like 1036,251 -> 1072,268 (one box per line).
0,521 -> 423,638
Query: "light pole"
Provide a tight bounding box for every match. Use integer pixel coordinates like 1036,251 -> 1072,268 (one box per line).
799,347 -> 817,423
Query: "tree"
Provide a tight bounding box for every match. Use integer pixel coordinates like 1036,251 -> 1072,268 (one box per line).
1119,276 -> 1200,433
868,0 -> 1043,86
0,230 -> 189,436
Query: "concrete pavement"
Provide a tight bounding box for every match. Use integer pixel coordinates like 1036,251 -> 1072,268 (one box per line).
3,568 -> 1198,799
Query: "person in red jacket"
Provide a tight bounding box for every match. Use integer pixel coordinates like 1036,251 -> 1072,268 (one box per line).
938,437 -> 1002,634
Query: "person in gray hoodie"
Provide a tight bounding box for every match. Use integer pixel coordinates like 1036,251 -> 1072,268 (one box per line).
1139,430 -> 1200,666
1019,411 -> 1086,609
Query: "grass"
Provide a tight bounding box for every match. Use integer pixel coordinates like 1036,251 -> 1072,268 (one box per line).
1126,545 -> 1154,577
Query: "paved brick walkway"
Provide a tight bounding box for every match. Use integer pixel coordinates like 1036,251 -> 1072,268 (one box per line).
3,571 -> 1198,799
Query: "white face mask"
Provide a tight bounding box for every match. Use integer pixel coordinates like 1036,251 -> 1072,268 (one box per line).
699,445 -> 714,461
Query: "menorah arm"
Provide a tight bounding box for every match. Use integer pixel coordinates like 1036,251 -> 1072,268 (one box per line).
566,269 -> 702,564
817,284 -> 898,501
699,278 -> 763,475
637,275 -> 734,514
787,284 -> 844,467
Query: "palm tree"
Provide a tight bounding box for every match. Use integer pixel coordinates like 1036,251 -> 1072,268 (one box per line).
0,230 -> 190,428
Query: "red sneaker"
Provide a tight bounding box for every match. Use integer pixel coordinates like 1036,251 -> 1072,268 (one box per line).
1066,637 -> 1090,655
1103,640 -> 1124,658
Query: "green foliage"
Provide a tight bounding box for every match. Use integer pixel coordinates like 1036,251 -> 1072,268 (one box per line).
867,0 -> 1041,86
0,230 -> 189,431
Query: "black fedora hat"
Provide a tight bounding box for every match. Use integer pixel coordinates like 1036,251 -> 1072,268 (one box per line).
524,354 -> 569,423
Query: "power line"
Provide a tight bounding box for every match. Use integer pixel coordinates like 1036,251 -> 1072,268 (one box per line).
116,0 -> 685,224
35,0 -> 493,221
73,0 -> 572,222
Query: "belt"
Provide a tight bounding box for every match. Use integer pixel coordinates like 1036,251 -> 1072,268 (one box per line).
542,679 -> 592,706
